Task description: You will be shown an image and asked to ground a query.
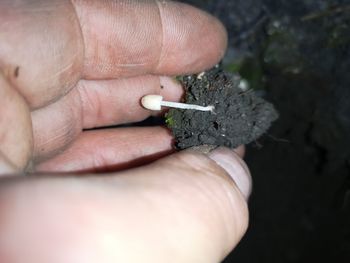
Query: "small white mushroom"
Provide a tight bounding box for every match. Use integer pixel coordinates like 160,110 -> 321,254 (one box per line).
141,95 -> 214,112
197,71 -> 206,80
238,79 -> 249,91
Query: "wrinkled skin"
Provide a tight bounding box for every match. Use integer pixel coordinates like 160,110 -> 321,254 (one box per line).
0,1 -> 250,262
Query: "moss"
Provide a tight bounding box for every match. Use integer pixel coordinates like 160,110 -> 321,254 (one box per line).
165,114 -> 175,127
174,76 -> 183,83
327,23 -> 350,49
239,58 -> 265,90
264,29 -> 302,67
224,62 -> 242,73
224,57 -> 264,90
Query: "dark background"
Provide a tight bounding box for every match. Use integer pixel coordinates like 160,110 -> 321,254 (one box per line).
179,0 -> 350,262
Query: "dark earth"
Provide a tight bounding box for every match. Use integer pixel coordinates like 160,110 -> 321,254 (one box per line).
166,68 -> 278,149
176,0 -> 349,262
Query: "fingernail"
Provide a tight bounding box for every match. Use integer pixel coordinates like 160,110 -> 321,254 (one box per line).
207,147 -> 252,200
0,151 -> 17,175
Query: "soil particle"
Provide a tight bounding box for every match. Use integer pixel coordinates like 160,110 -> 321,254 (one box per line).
14,66 -> 19,78
166,67 -> 278,149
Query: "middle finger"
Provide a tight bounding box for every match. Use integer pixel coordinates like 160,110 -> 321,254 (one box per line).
32,75 -> 182,161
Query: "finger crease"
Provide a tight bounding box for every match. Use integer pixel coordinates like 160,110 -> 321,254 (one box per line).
69,0 -> 86,76
154,0 -> 166,73
76,81 -> 88,128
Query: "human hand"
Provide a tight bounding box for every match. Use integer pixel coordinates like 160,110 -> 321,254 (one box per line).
0,1 -> 251,262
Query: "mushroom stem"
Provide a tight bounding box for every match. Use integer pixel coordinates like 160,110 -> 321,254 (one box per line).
141,94 -> 214,112
160,101 -> 214,111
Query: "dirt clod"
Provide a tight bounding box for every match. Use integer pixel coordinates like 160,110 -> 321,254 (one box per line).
166,67 -> 278,149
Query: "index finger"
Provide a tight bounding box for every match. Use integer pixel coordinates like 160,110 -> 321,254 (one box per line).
74,0 -> 227,79
0,0 -> 227,109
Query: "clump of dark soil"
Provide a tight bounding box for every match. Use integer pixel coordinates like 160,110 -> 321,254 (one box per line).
166,67 -> 278,149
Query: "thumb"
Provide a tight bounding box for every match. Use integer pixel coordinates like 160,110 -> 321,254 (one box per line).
142,147 -> 252,262
0,148 -> 251,263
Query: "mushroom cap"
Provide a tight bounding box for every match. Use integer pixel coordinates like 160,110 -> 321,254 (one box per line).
141,95 -> 163,111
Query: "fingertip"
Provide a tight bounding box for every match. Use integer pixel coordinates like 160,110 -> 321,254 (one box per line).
155,1 -> 228,74
74,0 -> 228,78
159,76 -> 184,102
143,150 -> 250,260
208,147 -> 252,201
184,146 -> 251,200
